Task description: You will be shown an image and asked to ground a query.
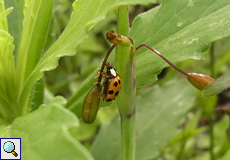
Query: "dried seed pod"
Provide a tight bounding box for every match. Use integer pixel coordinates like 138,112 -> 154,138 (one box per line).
187,73 -> 215,90
106,31 -> 133,46
82,84 -> 102,123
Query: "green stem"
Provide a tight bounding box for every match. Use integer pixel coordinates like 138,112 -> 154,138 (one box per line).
210,43 -> 215,78
121,112 -> 135,160
226,116 -> 230,142
117,6 -> 136,160
97,44 -> 117,83
209,117 -> 215,160
209,43 -> 215,160
177,142 -> 186,160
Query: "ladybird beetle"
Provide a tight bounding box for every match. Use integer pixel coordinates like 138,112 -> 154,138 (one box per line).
100,64 -> 122,102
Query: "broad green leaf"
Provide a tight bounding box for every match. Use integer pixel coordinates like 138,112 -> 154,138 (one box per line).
0,96 -> 93,160
0,30 -> 16,124
131,0 -> 230,87
19,0 -> 155,116
92,78 -> 195,160
202,75 -> 230,97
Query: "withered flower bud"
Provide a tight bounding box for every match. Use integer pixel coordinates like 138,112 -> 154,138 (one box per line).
187,73 -> 215,90
106,31 -> 133,46
82,84 -> 102,123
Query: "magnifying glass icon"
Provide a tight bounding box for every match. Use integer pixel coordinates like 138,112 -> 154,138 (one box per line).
3,141 -> 18,157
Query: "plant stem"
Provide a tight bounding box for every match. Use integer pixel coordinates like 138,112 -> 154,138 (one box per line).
209,116 -> 215,160
209,117 -> 215,160
209,43 -> 215,160
136,44 -> 188,76
117,6 -> 136,160
177,137 -> 187,160
210,43 -> 215,78
97,44 -> 116,83
121,112 -> 135,160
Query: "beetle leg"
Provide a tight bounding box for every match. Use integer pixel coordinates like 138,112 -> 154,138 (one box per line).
99,70 -> 109,78
94,69 -> 101,78
102,74 -> 109,78
94,81 -> 104,87
95,69 -> 108,78
98,91 -> 103,98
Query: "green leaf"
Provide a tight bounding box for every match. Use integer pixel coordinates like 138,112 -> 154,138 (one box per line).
31,79 -> 44,111
92,78 -> 195,160
5,0 -> 24,58
0,0 -> 13,31
131,0 -> 230,87
202,75 -> 230,97
0,96 -> 94,160
16,0 -> 53,91
0,30 -> 16,124
16,0 -> 53,115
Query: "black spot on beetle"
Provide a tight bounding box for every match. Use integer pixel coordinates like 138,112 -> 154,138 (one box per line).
106,99 -> 112,102
115,91 -> 119,96
113,81 -> 118,87
108,90 -> 114,94
118,80 -> 121,84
